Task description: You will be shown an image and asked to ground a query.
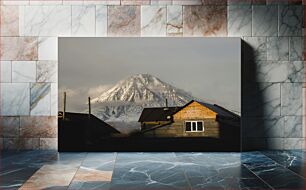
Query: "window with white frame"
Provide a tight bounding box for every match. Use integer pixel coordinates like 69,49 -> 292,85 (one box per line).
185,121 -> 204,132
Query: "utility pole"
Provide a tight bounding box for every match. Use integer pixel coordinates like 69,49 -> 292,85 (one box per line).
63,92 -> 66,120
88,97 -> 91,120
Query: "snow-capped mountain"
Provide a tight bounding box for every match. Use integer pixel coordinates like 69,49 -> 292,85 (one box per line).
90,74 -> 197,123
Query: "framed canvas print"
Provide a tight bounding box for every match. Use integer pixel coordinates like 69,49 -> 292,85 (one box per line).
58,38 -> 241,151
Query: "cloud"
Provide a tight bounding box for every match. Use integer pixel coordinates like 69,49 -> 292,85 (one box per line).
88,85 -> 113,97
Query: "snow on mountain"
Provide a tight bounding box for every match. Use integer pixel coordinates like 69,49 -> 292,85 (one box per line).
90,74 -> 197,123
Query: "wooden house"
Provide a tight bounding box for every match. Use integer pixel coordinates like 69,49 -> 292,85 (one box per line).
138,100 -> 240,138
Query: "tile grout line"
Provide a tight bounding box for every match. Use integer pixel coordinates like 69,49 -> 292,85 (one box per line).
109,152 -> 119,189
66,152 -> 88,189
173,152 -> 193,190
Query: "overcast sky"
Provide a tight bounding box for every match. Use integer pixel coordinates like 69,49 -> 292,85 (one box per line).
59,37 -> 241,113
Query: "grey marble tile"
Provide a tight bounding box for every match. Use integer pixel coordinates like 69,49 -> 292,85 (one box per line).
151,0 -> 172,5
290,37 -> 303,61
167,5 -> 183,36
0,117 -> 20,138
68,181 -> 110,190
72,5 -> 95,36
38,37 -> 58,61
23,5 -> 72,36
50,83 -> 58,116
279,5 -> 303,36
37,61 -> 57,83
267,37 -> 289,61
173,0 -> 201,5
284,138 -> 304,150
141,6 -> 167,36
251,60 -> 304,83
30,83 -> 51,116
96,5 -> 107,37
40,138 -> 57,150
252,5 -> 278,36
243,83 -> 281,117
228,5 -> 252,37
0,61 -> 11,83
281,83 -> 303,116
0,83 -> 30,116
284,116 -> 303,138
12,61 -> 36,82
243,37 -> 267,61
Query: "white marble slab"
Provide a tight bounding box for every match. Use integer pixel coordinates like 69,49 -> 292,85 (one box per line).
228,5 -> 252,37
51,83 -> 58,116
1,83 -> 30,116
30,83 -> 51,116
289,37 -> 303,61
243,37 -> 267,61
267,37 -> 289,61
2,0 -> 30,5
96,5 -> 107,36
12,61 -> 36,82
284,116 -> 303,138
141,6 -> 166,36
23,5 -> 71,36
72,5 -> 95,36
37,61 -> 57,83
0,61 -> 11,83
38,37 -> 58,60
167,5 -> 182,36
252,5 -> 278,36
281,83 -> 303,116
30,0 -> 63,5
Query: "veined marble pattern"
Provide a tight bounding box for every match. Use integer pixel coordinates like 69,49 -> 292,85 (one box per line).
72,5 -> 96,36
281,83 -> 303,116
267,37 -> 289,61
243,37 -> 267,61
167,5 -> 183,36
284,116 -> 303,138
173,0 -> 202,5
2,0 -> 30,5
30,83 -> 51,116
283,138 -> 304,150
96,5 -> 107,36
0,117 -> 20,137
141,6 -> 167,36
29,0 -> 63,5
243,83 -> 281,117
0,61 -> 11,83
38,37 -> 58,60
23,5 -> 71,36
83,0 -> 121,5
50,83 -> 58,116
121,0 -> 150,5
252,5 -> 278,36
228,5 -> 252,37
12,61 -> 36,82
37,61 -> 58,83
151,0 -> 172,5
0,6 -> 19,36
0,83 -> 30,116
290,37 -> 303,61
0,37 -> 38,61
183,5 -> 227,36
279,5 -> 303,36
20,116 -> 57,138
108,6 -> 141,36
40,138 -> 58,150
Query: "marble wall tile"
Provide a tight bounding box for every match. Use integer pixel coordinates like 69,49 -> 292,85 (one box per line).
38,37 -> 58,60
0,61 -> 11,82
121,0 -> 150,5
50,83 -> 58,116
281,83 -> 303,116
243,83 -> 281,116
267,37 -> 289,61
19,138 -> 40,149
40,138 -> 58,150
0,117 -> 20,137
167,5 -> 183,36
242,116 -> 285,138
283,138 -> 304,149
251,61 -> 303,83
2,0 -> 30,5
279,5 -> 303,36
3,138 -> 19,149
12,61 -> 36,82
227,5 -> 252,37
243,37 -> 267,61
173,0 -> 201,5
0,37 -> 38,61
30,83 -> 51,116
202,0 -> 227,5
20,116 -> 57,138
96,5 -> 107,36
0,6 -> 19,36
289,37 -> 303,61
284,116 -> 303,138
83,0 -> 120,5
108,6 -> 141,36
151,0 -> 172,5
183,5 -> 227,36
63,0 -> 84,5
266,138 -> 284,150
228,0 -> 252,4
0,83 -> 30,116
72,5 -> 96,36
23,5 -> 71,36
37,61 -> 57,83
252,5 -> 278,36
29,0 -> 63,5
141,6 -> 167,36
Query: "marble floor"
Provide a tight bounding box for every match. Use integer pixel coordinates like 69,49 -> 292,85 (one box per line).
0,151 -> 304,190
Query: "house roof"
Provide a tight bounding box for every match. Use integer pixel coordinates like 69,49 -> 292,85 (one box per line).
138,100 -> 239,122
